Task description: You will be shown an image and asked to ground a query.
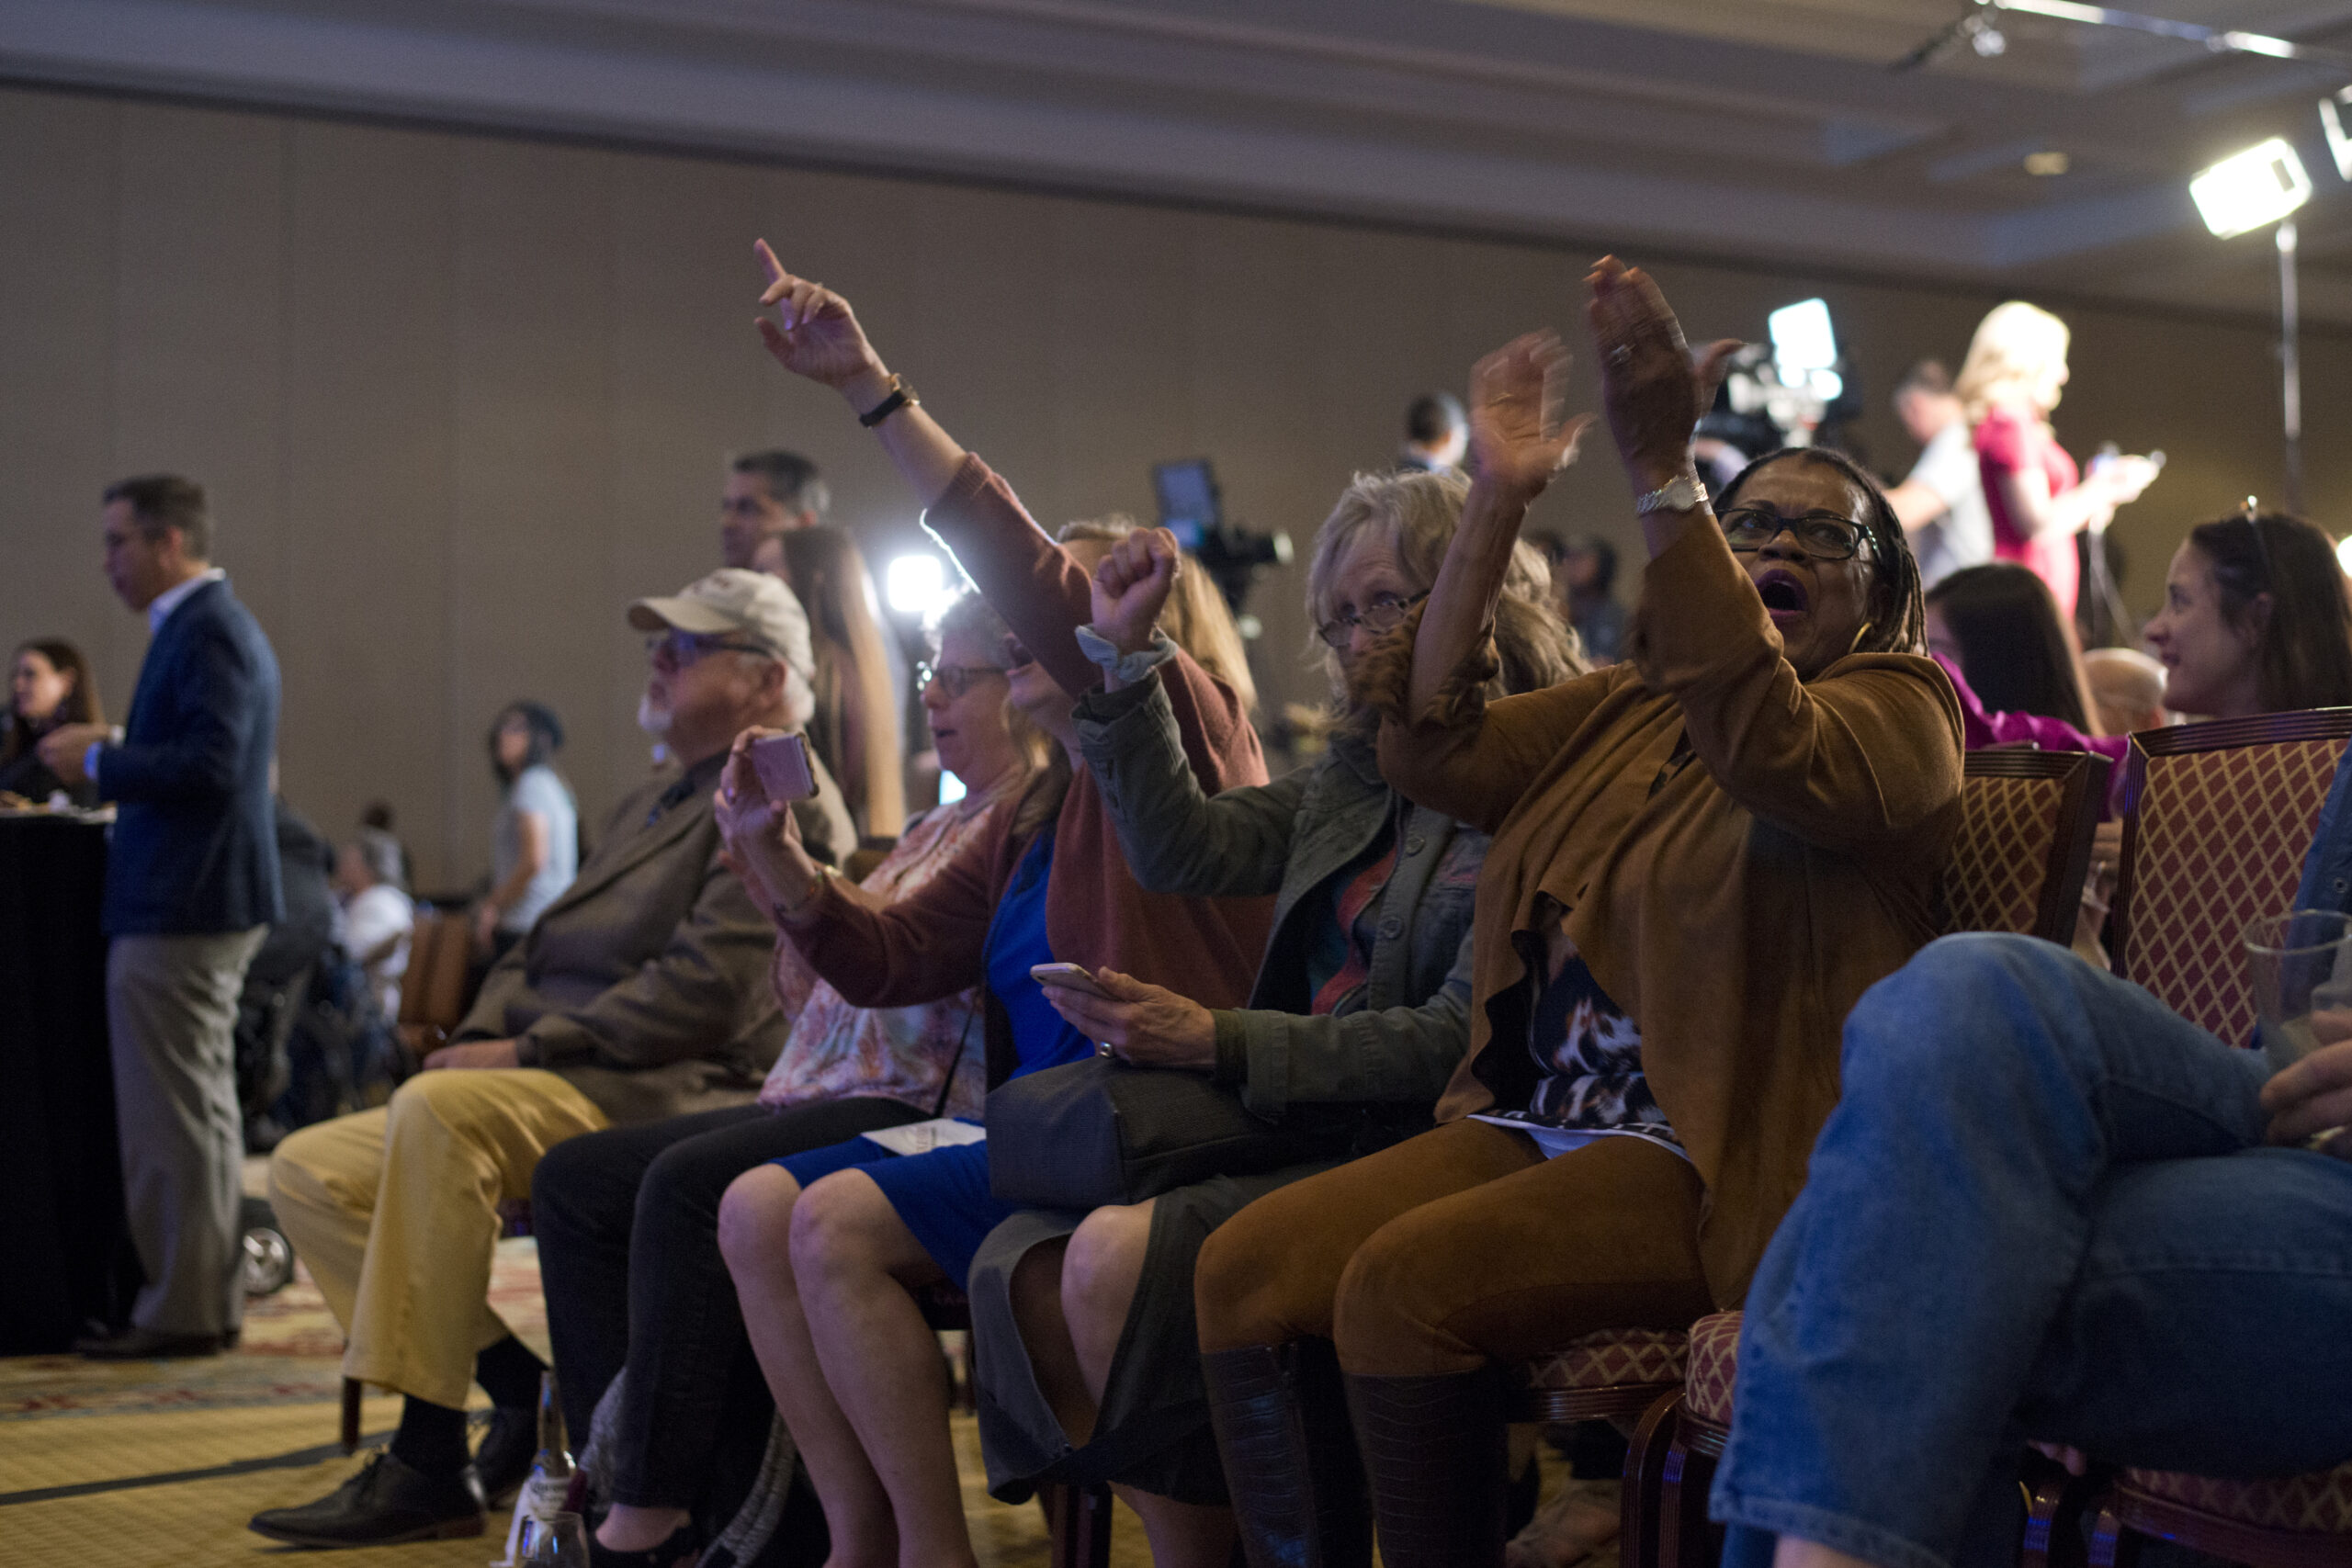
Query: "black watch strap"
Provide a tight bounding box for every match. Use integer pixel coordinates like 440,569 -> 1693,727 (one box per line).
857,375 -> 918,428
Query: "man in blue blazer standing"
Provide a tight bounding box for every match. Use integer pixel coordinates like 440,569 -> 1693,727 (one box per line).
40,474 -> 283,1358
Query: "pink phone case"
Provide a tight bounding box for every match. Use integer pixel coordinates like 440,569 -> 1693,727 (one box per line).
1029,962 -> 1110,998
750,733 -> 818,802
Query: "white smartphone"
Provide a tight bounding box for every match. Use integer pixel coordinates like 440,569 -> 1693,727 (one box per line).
749,732 -> 818,803
1029,962 -> 1112,998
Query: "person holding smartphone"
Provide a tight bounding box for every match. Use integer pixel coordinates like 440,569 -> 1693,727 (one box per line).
528,592 -> 1040,1568
626,244 -> 1276,1568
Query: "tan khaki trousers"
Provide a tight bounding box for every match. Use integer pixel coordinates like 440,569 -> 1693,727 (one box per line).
268,1068 -> 607,1410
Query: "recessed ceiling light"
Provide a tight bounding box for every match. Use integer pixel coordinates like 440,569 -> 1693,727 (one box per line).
2024,151 -> 2071,176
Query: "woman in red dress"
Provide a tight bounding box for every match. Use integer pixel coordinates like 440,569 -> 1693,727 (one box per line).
1956,300 -> 2158,621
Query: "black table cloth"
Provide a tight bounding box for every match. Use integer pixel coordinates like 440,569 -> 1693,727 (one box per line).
0,814 -> 137,1353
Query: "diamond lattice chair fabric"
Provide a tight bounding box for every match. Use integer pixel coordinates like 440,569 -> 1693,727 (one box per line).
1940,750 -> 2114,943
2111,712 -> 2352,1043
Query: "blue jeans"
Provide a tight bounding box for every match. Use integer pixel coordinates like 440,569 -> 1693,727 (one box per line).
1713,933 -> 2352,1568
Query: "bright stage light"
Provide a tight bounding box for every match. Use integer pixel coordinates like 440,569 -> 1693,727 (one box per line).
885,552 -> 956,618
2190,139 -> 2312,239
1768,299 -> 1838,385
2335,533 -> 2352,576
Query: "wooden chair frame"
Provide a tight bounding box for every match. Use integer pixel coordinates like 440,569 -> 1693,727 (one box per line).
2088,1477 -> 2352,1568
2111,709 -> 2352,988
1953,748 -> 2113,945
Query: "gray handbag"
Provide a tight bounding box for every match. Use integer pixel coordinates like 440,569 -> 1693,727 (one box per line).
985,1056 -> 1336,1209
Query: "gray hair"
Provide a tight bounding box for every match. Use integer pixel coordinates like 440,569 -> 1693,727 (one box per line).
932,590 -> 1013,664
1304,468 -> 1581,706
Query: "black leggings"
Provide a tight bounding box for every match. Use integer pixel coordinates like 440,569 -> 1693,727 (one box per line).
530,1097 -> 926,1511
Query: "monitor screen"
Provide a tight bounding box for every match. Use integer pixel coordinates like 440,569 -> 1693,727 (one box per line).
1153,458 -> 1221,550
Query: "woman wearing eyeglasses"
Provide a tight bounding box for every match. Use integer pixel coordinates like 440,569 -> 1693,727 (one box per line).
1193,258 -> 1965,1568
527,592 -> 1039,1567
949,467 -> 1578,1565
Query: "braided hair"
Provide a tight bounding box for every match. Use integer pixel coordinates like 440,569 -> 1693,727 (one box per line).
1713,447 -> 1927,660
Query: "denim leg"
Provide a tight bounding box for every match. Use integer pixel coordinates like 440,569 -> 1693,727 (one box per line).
2016,1145 -> 2352,1476
1713,934 -> 2273,1568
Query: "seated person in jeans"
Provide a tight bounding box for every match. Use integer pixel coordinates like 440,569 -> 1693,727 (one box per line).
526,592 -> 1036,1568
251,570 -> 853,1549
1713,741 -> 2352,1568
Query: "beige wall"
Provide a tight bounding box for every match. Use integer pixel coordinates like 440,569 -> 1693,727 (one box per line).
4,85 -> 2344,890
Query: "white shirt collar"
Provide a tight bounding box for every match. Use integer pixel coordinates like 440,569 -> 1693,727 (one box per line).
148,568 -> 226,634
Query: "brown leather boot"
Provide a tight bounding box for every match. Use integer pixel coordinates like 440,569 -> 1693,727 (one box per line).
1202,1340 -> 1373,1568
1345,1367 -> 1509,1568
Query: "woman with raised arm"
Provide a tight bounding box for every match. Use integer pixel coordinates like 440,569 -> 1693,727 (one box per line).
1191,258 -> 1965,1568
711,244 -> 1274,1568
956,466 -> 1578,1567
526,592 -> 1032,1568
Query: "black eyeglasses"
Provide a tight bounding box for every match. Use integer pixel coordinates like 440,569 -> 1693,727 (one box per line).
645,631 -> 766,670
1719,508 -> 1873,562
1317,591 -> 1429,649
917,660 -> 1007,699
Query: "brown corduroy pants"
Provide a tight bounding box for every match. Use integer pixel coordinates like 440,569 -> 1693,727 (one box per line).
1193,1119 -> 1715,1376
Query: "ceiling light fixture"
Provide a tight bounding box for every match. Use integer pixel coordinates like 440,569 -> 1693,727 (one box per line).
2023,151 -> 2070,175
1896,0 -> 2352,75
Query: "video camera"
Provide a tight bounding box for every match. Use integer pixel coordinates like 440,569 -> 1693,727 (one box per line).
1153,458 -> 1293,616
1696,299 -> 1864,468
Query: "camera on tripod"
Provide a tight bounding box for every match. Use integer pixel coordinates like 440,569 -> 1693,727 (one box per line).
1152,458 -> 1293,620
1697,299 -> 1864,470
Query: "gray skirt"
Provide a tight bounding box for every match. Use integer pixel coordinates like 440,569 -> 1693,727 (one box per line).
967,1156 -> 1346,1506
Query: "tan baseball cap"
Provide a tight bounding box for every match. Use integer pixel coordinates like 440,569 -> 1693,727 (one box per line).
628,569 -> 814,682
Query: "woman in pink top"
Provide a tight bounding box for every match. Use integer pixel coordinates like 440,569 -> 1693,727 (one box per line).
1956,300 -> 2158,620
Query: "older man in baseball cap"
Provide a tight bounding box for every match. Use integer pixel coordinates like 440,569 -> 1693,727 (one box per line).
254,570 -> 853,1549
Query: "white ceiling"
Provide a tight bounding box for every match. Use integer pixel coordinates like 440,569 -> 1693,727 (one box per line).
10,0 -> 2352,319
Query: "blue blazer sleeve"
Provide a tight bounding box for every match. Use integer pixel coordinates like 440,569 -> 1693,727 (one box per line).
98,615 -> 269,803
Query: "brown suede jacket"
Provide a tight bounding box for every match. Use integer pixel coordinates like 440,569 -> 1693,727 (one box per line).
1370,517 -> 1964,1303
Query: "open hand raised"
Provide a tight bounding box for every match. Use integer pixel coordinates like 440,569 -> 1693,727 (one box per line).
1586,256 -> 1742,491
1466,332 -> 1593,501
1090,527 -> 1182,658
752,239 -> 888,394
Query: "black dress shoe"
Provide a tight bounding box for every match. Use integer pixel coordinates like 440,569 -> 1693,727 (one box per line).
248,1450 -> 487,1548
474,1405 -> 537,1505
74,1325 -> 230,1359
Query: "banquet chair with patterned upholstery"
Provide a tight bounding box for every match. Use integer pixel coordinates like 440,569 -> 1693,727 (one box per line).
1638,718 -> 2352,1568
1523,748 -> 2111,1568
2109,712 -> 2352,1042
2068,711 -> 2352,1568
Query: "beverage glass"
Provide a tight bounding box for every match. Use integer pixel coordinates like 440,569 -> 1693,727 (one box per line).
518,1511 -> 589,1568
2243,910 -> 2352,1071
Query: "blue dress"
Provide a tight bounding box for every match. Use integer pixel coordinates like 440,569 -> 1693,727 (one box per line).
774,828 -> 1091,1281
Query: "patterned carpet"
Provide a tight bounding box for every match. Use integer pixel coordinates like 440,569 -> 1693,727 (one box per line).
0,1237 -> 1147,1566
